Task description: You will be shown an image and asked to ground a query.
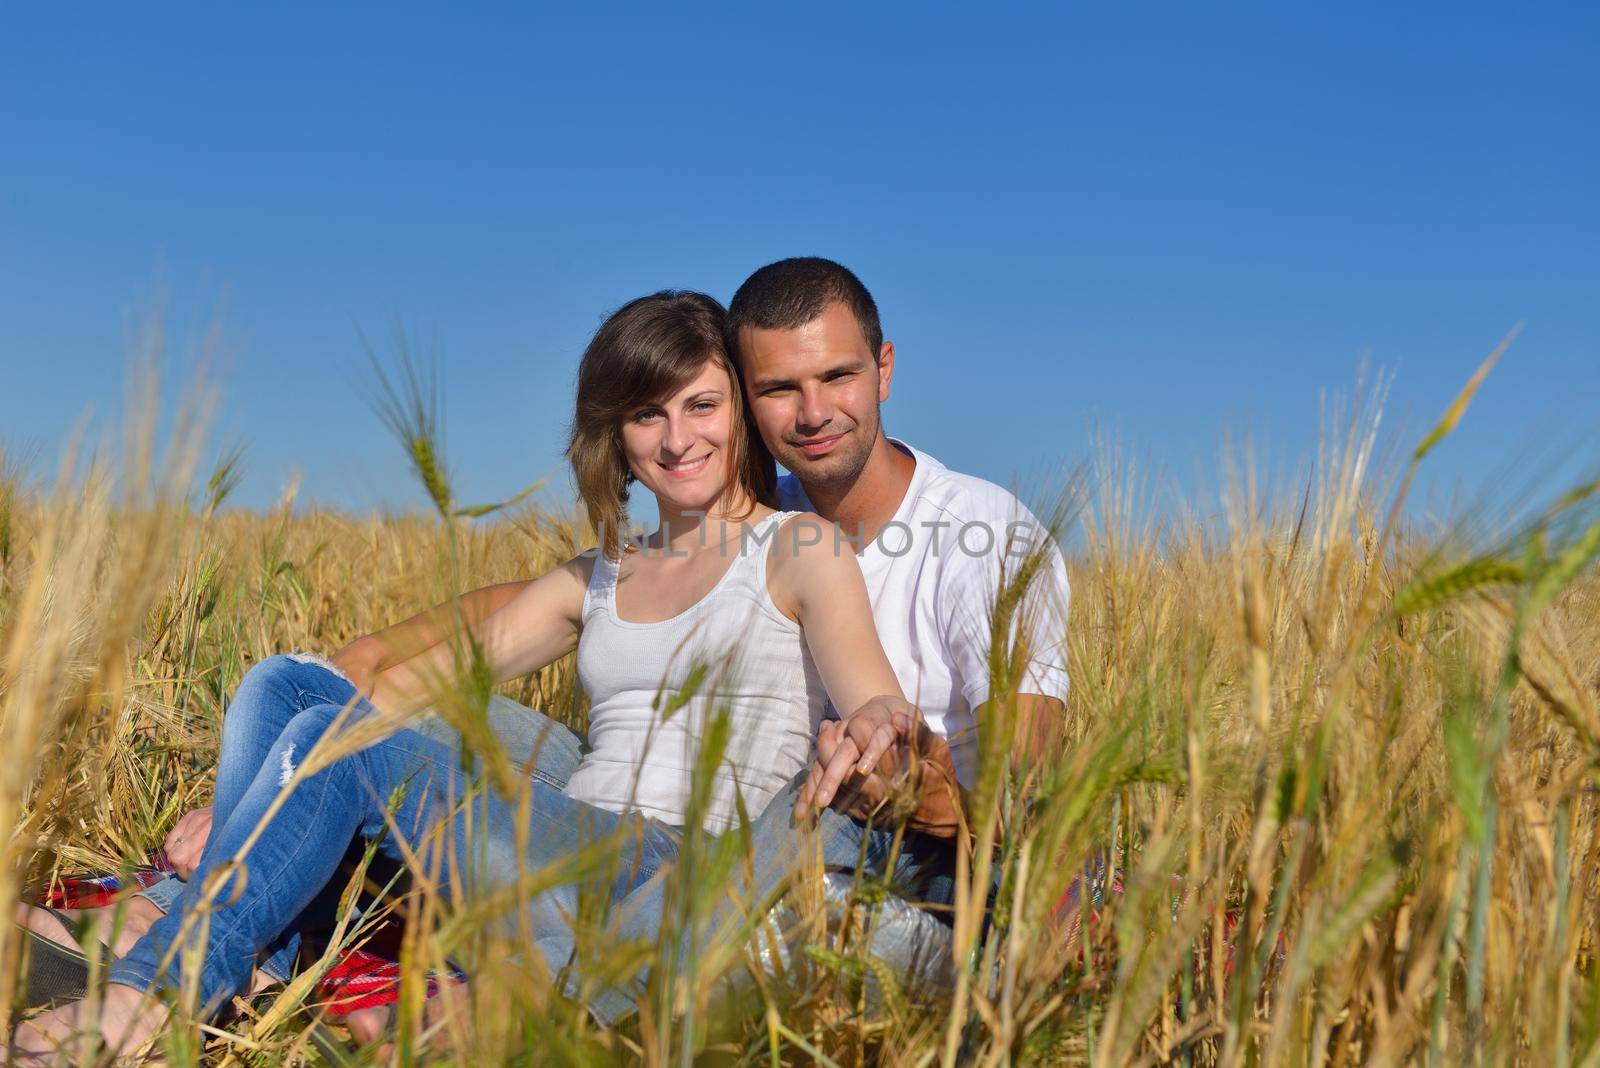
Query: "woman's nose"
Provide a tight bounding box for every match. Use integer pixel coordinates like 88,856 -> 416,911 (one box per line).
664,415 -> 695,455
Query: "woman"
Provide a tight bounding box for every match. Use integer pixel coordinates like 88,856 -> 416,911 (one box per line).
13,290 -> 915,1058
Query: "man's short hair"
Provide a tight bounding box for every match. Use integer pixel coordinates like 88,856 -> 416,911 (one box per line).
725,257 -> 884,360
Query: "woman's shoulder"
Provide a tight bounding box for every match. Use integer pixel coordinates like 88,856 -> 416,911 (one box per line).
763,511 -> 832,558
763,511 -> 860,582
532,551 -> 603,611
564,551 -> 601,583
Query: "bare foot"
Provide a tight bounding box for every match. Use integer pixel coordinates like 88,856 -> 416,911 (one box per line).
14,896 -> 163,959
341,981 -> 468,1055
342,1003 -> 391,1047
14,899 -> 278,996
9,983 -> 170,1062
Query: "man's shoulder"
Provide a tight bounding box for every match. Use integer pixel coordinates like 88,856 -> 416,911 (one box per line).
778,441 -> 1056,546
902,444 -> 1046,533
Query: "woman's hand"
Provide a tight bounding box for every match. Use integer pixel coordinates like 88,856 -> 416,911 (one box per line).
163,806 -> 213,879
330,636 -> 386,696
795,695 -> 920,814
794,701 -> 965,838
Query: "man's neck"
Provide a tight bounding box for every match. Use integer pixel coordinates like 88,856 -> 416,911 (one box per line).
799,433 -> 917,550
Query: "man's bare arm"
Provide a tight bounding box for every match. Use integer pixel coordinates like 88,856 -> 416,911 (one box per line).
1010,692 -> 1064,765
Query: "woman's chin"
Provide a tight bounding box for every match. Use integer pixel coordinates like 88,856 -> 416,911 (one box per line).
648,480 -> 728,516
640,467 -> 735,516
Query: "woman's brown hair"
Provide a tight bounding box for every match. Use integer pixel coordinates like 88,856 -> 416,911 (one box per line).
568,290 -> 776,559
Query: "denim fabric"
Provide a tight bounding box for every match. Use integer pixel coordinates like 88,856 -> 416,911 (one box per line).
132,874 -> 186,916
583,770 -> 956,1024
130,658 -> 584,984
108,655 -> 607,1014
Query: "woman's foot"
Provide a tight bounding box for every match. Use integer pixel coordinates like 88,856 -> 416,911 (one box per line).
9,982 -> 170,1062
14,896 -> 163,959
14,898 -> 278,996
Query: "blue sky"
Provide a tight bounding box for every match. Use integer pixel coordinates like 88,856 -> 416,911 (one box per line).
2,3 -> 1595,523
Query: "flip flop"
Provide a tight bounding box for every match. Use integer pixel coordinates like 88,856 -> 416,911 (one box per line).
16,905 -> 108,1008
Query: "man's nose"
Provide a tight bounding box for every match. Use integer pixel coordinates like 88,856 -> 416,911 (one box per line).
798,385 -> 834,432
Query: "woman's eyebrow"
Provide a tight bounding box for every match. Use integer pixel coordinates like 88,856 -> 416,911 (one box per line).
680,388 -> 725,403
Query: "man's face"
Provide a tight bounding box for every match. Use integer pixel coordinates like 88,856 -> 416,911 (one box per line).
738,302 -> 894,490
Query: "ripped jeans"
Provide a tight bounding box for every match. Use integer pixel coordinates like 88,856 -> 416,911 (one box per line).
107,655 -> 674,1018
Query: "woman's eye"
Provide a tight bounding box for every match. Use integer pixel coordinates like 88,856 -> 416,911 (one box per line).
633,409 -> 660,423
692,401 -> 717,413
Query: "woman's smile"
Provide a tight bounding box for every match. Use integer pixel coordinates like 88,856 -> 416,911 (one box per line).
658,452 -> 712,478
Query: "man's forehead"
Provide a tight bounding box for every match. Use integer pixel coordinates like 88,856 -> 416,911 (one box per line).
736,310 -> 874,372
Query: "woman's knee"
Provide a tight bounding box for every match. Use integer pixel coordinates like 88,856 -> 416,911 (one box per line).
240,653 -> 303,691
220,656 -> 304,744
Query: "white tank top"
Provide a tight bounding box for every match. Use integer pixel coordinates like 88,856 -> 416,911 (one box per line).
564,511 -> 827,832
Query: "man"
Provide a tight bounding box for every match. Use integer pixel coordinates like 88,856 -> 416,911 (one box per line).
579,256 -> 1073,1021
740,257 -> 1070,819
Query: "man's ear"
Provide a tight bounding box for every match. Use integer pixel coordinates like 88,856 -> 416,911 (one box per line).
876,341 -> 896,402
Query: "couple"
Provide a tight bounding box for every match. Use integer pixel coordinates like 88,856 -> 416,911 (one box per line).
14,256 -> 1071,1056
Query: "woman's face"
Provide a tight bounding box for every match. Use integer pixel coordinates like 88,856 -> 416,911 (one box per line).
620,358 -> 742,516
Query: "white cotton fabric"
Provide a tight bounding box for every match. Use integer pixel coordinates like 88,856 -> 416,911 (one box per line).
779,440 -> 1072,788
565,510 -> 826,832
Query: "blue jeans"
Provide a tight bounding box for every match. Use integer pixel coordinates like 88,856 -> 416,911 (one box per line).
108,655 -> 663,1017
131,656 -> 587,982
585,771 -> 957,1024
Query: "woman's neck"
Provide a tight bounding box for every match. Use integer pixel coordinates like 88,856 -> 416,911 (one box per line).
649,492 -> 764,555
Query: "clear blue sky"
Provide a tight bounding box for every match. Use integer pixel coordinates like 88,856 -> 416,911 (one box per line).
2,3 -> 1595,521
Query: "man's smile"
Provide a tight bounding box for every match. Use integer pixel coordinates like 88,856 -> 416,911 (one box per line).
794,432 -> 846,458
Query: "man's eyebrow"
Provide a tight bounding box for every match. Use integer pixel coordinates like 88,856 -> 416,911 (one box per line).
749,375 -> 797,391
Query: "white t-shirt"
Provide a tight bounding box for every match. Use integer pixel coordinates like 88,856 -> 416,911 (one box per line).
778,440 -> 1071,787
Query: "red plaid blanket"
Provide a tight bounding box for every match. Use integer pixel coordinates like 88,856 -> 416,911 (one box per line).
37,863 -> 466,1016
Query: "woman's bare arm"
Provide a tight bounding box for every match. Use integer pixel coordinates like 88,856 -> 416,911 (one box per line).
330,581 -> 534,690
766,515 -> 923,812
366,558 -> 589,717
767,514 -> 905,714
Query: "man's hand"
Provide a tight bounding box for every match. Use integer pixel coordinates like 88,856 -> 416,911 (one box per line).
798,720 -> 900,824
795,695 -> 919,815
163,806 -> 213,880
795,708 -> 965,839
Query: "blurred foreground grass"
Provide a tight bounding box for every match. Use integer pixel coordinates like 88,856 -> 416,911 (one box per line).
1,354 -> 1598,1065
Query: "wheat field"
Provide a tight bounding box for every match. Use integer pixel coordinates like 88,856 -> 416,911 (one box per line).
1,350 -> 1597,1066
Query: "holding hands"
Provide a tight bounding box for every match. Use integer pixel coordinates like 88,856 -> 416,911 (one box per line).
794,696 -> 963,838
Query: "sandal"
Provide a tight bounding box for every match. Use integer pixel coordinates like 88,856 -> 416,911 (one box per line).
15,905 -> 109,1008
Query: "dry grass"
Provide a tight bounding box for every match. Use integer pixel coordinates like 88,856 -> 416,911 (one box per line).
1,348 -> 1598,1065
